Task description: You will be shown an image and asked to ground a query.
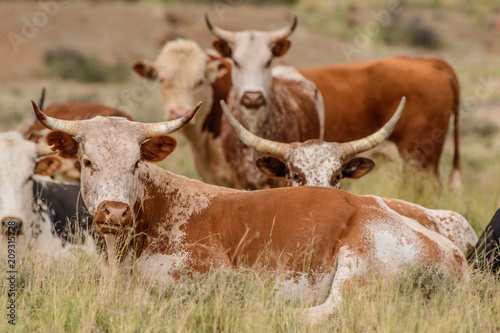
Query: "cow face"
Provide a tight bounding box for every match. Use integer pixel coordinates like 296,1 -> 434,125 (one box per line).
45,118 -> 176,233
208,16 -> 296,112
34,100 -> 198,238
0,131 -> 62,253
256,141 -> 375,188
133,40 -> 229,130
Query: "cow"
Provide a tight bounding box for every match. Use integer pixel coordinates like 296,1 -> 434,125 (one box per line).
206,16 -> 462,186
33,102 -> 469,323
132,38 -> 324,189
22,98 -> 133,183
468,209 -> 500,273
0,131 -> 95,262
132,39 -> 234,185
220,98 -> 477,255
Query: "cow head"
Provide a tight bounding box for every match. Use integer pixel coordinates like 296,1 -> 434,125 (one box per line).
32,101 -> 199,238
206,15 -> 296,113
0,131 -> 62,255
132,39 -> 230,132
221,97 -> 406,188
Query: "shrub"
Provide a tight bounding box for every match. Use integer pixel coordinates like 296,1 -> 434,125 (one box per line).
43,48 -> 130,83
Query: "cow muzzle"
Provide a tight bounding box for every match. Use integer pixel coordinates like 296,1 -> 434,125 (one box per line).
240,91 -> 266,109
94,201 -> 133,234
169,108 -> 189,120
1,217 -> 23,236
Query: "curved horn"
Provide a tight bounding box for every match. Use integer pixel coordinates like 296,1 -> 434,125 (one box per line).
142,102 -> 201,139
220,100 -> 290,157
31,100 -> 79,136
340,97 -> 406,156
205,14 -> 235,42
269,16 -> 297,42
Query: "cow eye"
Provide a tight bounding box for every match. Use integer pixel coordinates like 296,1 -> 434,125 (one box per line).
134,160 -> 140,169
233,60 -> 240,68
293,174 -> 304,184
265,59 -> 272,68
194,78 -> 205,87
83,159 -> 92,168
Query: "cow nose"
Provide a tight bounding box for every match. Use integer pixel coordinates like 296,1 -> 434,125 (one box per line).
169,108 -> 188,120
95,201 -> 132,230
240,91 -> 266,109
1,217 -> 23,235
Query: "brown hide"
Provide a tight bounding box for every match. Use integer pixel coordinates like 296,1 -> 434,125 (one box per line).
218,74 -> 322,189
297,56 -> 460,176
201,57 -> 233,138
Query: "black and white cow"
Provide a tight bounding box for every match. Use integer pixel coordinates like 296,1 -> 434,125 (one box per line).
0,131 -> 96,261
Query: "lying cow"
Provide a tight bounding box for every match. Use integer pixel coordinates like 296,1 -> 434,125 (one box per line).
0,131 -> 95,261
133,38 -> 324,189
468,209 -> 500,272
220,98 -> 477,255
33,102 -> 469,323
206,15 -> 462,186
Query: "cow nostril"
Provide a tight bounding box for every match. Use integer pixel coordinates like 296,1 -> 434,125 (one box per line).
122,207 -> 130,218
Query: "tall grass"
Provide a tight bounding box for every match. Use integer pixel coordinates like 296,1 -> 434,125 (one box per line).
1,249 -> 499,332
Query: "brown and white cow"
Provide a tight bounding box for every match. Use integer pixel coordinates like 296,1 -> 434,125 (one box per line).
220,99 -> 477,255
132,39 -> 233,185
206,16 -> 462,186
132,38 -> 324,189
33,102 -> 468,323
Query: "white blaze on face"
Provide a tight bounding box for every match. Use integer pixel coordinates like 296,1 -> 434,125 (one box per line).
0,132 -> 36,232
76,117 -> 146,216
284,142 -> 345,188
231,31 -> 274,102
155,40 -> 214,126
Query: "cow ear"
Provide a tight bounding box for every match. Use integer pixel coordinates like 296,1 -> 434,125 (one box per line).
342,158 -> 375,179
132,60 -> 158,80
272,39 -> 291,57
141,135 -> 177,162
46,131 -> 79,158
206,60 -> 230,83
35,156 -> 62,177
256,155 -> 288,178
213,39 -> 232,58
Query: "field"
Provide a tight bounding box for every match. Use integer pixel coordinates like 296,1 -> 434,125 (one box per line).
1,0 -> 500,331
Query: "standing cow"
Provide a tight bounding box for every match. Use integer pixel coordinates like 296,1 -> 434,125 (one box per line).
206,16 -> 462,186
132,39 -> 233,185
0,131 -> 95,262
220,99 -> 477,255
133,38 -> 324,189
33,102 -> 469,323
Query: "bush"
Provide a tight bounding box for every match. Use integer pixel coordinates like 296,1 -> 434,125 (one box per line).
381,15 -> 442,49
43,48 -> 130,83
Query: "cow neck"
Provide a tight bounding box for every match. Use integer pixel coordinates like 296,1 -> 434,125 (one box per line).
135,163 -> 236,249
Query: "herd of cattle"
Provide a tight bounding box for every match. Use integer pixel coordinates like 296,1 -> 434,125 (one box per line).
1,16 -> 499,322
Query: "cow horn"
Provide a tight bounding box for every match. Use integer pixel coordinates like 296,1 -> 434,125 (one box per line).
38,87 -> 46,110
142,102 -> 201,139
205,14 -> 235,42
220,100 -> 290,157
269,16 -> 297,42
340,97 -> 406,156
31,100 -> 79,136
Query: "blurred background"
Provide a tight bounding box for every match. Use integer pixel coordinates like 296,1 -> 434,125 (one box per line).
1,0 -> 499,230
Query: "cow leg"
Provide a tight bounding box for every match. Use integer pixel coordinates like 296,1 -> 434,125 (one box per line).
301,246 -> 364,324
467,208 -> 500,273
